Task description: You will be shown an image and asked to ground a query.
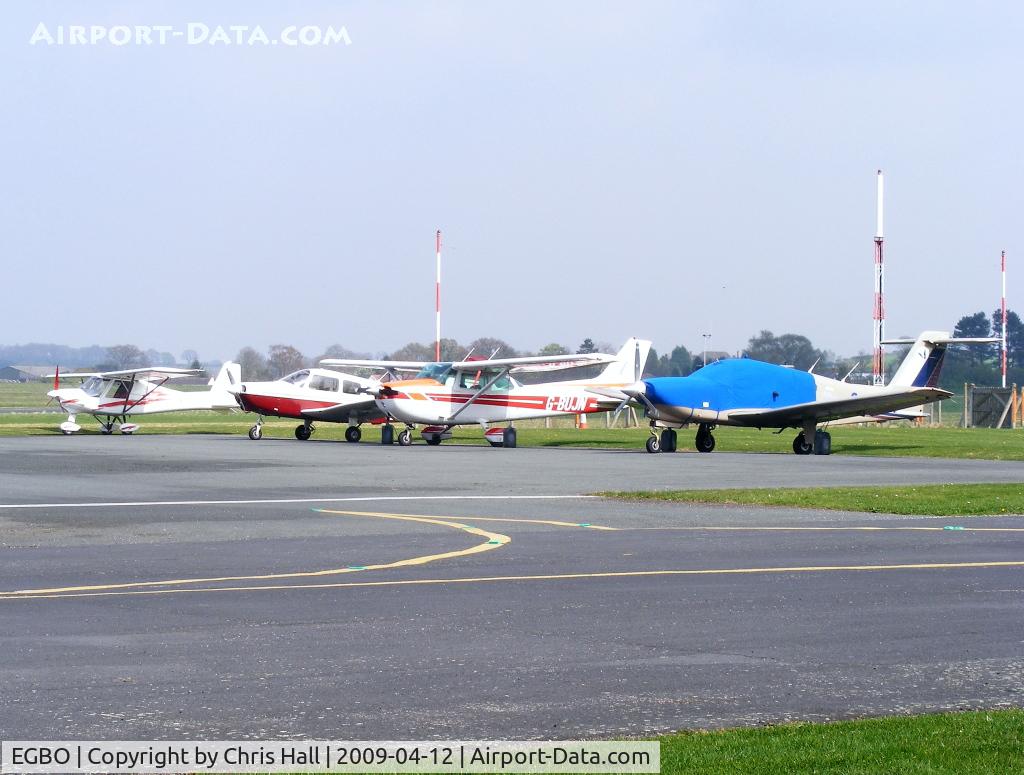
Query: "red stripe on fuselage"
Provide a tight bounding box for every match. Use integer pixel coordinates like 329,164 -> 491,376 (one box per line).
236,393 -> 339,419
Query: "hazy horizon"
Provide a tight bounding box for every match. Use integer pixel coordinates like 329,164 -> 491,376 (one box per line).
4,2 -> 1021,362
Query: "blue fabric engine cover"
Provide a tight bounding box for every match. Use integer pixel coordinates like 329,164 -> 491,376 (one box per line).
644,359 -> 817,412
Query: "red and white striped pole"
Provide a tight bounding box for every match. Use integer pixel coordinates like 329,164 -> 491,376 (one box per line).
435,230 -> 442,361
872,170 -> 885,386
1002,249 -> 1007,388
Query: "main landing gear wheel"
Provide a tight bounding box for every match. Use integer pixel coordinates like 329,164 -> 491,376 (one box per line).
695,424 -> 715,453
660,428 -> 677,453
249,424 -> 263,440
397,429 -> 413,446
345,426 -> 362,443
295,424 -> 312,441
792,433 -> 812,455
425,436 -> 442,446
645,436 -> 661,453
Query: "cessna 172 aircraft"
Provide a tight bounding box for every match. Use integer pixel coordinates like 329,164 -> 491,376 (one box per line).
228,367 -> 385,441
322,338 -> 651,447
599,331 -> 994,456
47,362 -> 240,435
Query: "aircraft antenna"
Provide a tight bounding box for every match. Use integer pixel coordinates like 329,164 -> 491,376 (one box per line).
1001,249 -> 1008,388
435,230 -> 442,361
872,170 -> 885,386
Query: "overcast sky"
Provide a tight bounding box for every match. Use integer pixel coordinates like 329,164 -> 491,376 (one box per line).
3,1 -> 1021,361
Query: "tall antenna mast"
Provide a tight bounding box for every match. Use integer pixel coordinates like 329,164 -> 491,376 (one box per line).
1001,249 -> 1007,389
872,170 -> 885,386
435,229 -> 442,361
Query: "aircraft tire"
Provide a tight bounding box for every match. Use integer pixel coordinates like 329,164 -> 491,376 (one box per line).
696,432 -> 715,453
660,428 -> 677,453
295,424 -> 312,441
425,436 -> 442,446
249,425 -> 263,440
645,436 -> 661,453
503,427 -> 517,448
397,429 -> 413,446
792,433 -> 812,455
345,426 -> 362,443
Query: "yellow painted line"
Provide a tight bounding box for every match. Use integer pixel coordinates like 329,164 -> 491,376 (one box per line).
443,516 -> 618,531
1,509 -> 509,598
3,560 -> 1023,601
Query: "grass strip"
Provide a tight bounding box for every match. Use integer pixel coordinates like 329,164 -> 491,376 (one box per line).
600,483 -> 1024,516
658,709 -> 1024,775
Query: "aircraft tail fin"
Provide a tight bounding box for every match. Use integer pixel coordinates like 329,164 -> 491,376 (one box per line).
599,338 -> 652,383
885,331 -> 998,388
208,362 -> 241,392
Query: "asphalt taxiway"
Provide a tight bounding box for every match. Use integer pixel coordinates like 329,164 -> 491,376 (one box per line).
1,435 -> 1022,738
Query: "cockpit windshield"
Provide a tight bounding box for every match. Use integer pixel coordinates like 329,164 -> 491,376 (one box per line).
414,363 -> 453,382
80,377 -> 105,397
282,370 -> 310,385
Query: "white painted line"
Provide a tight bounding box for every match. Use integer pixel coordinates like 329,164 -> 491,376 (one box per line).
0,495 -> 596,510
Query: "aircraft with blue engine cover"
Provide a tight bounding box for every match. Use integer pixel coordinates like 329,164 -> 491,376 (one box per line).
599,331 -> 995,456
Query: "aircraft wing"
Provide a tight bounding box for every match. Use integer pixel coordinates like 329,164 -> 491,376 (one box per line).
299,397 -> 383,423
319,359 -> 426,371
725,387 -> 951,427
452,353 -> 616,371
44,371 -> 102,380
45,367 -> 201,379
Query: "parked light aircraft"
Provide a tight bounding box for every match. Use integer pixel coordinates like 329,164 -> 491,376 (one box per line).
228,368 -> 387,441
47,363 -> 241,435
600,331 -> 994,456
321,338 -> 651,447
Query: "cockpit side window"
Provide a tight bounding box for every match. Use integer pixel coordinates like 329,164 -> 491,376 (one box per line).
457,369 -> 510,391
309,374 -> 339,392
112,380 -> 131,399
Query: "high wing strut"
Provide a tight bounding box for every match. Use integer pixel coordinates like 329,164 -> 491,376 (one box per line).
447,367 -> 512,422
122,375 -> 171,415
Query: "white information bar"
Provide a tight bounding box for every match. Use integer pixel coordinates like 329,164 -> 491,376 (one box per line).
2,741 -> 660,773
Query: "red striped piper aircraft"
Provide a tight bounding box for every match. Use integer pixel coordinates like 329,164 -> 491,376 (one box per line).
321,338 -> 651,447
228,368 -> 387,441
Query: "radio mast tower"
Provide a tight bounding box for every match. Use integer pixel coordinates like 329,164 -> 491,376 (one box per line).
435,230 -> 442,361
1001,250 -> 1008,388
872,170 -> 885,386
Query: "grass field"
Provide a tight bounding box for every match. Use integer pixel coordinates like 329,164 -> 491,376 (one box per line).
658,709 -> 1024,774
602,483 -> 1024,515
